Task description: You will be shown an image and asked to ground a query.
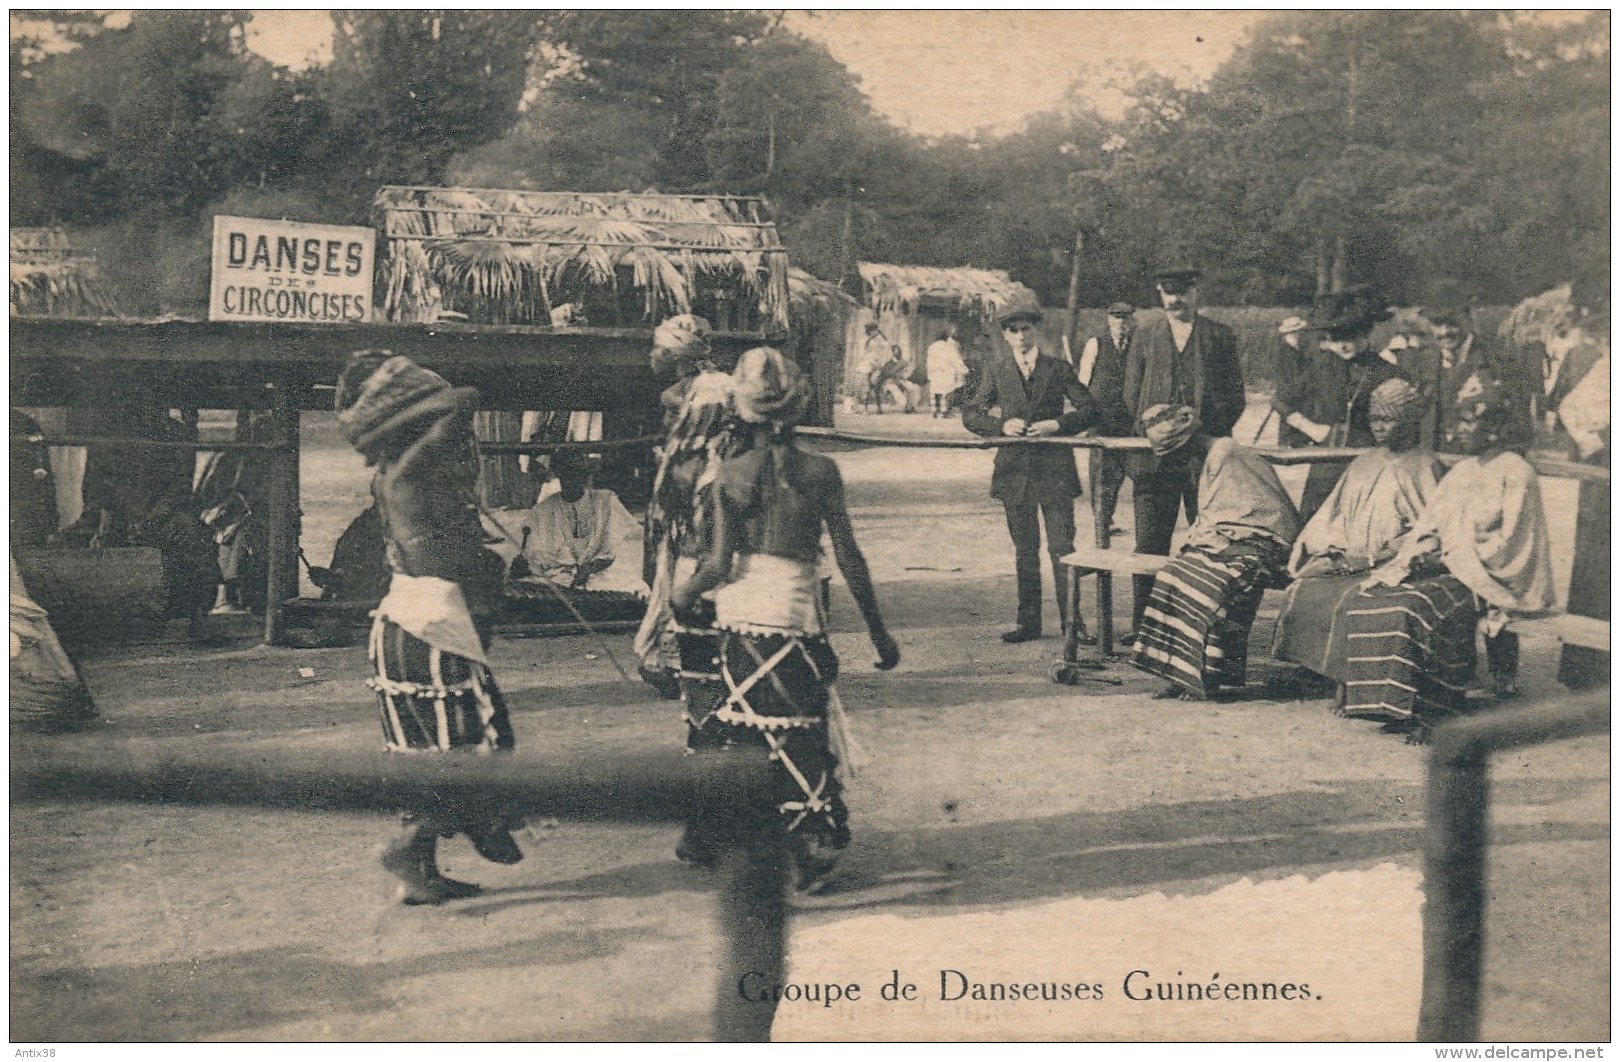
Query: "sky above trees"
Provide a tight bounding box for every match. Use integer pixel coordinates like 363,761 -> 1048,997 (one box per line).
232,9 -> 1260,133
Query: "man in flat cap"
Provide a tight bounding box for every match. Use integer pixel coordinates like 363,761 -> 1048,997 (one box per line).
1077,301 -> 1137,538
1121,264 -> 1246,635
964,304 -> 1100,643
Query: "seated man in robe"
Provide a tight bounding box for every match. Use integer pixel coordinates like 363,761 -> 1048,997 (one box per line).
1272,378 -> 1443,700
1342,382 -> 1556,741
517,451 -> 647,595
1129,404 -> 1302,701
309,502 -> 391,603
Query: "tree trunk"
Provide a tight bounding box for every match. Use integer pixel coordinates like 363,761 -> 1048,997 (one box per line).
1063,229 -> 1085,364
1315,236 -> 1332,300
838,179 -> 855,287
1330,234 -> 1349,294
765,112 -> 776,180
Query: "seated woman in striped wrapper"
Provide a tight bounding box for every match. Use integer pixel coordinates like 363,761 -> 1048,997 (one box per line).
670,347 -> 899,893
335,351 -> 525,905
1272,377 -> 1444,706
1343,382 -> 1555,743
1128,404 -> 1302,701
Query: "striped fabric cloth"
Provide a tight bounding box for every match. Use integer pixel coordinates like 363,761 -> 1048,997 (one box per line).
1130,546 -> 1279,697
1342,575 -> 1480,725
367,617 -> 514,753
1270,572 -> 1366,682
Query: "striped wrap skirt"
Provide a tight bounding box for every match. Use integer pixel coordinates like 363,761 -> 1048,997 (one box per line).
684,625 -> 850,864
1342,574 -> 1481,725
1271,572 -> 1366,682
1130,541 -> 1286,697
367,617 -> 514,754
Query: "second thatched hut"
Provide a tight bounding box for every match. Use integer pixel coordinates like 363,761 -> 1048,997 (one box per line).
848,262 -> 1041,402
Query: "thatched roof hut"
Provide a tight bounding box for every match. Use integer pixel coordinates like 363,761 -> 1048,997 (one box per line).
787,267 -> 858,427
372,186 -> 789,333
856,262 -> 1039,325
847,262 -> 1041,397
10,228 -> 120,320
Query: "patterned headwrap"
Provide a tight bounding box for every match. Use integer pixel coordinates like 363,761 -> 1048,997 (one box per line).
663,369 -> 735,456
732,346 -> 810,427
1456,376 -> 1518,433
652,314 -> 713,362
1368,377 -> 1425,426
334,350 -> 476,462
1141,403 -> 1201,456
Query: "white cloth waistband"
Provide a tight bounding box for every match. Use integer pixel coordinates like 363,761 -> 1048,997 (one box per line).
374,573 -> 488,666
713,553 -> 823,636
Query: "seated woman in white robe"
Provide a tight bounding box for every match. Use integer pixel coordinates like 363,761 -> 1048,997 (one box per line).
1272,378 -> 1443,696
1128,404 -> 1301,701
517,452 -> 648,595
1342,383 -> 1556,741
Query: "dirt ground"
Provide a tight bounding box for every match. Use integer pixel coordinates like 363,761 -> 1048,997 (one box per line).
10,406 -> 1609,1043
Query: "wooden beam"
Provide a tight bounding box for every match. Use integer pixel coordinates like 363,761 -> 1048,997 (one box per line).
9,318 -> 770,412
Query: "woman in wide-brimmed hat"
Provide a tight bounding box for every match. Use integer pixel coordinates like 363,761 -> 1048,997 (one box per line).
335,350 -> 524,904
1273,287 -> 1400,521
670,347 -> 899,892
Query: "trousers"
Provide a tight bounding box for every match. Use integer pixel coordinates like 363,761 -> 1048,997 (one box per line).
1092,451 -> 1128,536
1002,487 -> 1076,632
1130,461 -> 1200,629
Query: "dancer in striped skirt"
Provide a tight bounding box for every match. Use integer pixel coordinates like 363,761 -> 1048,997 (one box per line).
1128,404 -> 1301,700
671,347 -> 899,892
1343,383 -> 1555,741
336,351 -> 523,904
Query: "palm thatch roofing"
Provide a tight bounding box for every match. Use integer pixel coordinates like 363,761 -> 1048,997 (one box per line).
10,228 -> 121,319
373,186 -> 789,331
788,267 -> 856,317
857,261 -> 1038,322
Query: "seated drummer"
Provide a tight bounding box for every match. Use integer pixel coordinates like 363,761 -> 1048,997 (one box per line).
1127,404 -> 1301,701
517,451 -> 647,595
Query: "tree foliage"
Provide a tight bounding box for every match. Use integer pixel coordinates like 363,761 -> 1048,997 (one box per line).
9,11 -> 1608,315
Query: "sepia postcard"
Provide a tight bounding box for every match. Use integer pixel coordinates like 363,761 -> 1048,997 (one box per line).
9,9 -> 1609,1048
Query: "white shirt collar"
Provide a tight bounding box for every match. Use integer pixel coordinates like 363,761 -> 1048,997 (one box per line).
1167,314 -> 1195,349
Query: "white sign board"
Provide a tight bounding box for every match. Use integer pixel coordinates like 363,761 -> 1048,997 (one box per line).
209,215 -> 375,324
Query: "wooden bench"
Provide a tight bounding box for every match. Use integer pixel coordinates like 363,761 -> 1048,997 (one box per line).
1059,545 -> 1170,660
1513,614 -> 1611,652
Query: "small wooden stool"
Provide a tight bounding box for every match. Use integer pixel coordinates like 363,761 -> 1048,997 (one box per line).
1059,546 -> 1170,660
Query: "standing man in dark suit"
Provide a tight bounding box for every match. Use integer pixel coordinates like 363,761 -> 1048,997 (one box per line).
1078,301 -> 1137,538
964,305 -> 1100,643
1121,264 -> 1246,633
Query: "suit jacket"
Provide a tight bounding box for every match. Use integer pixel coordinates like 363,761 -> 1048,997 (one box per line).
1123,312 -> 1245,477
1123,312 -> 1245,436
962,349 -> 1098,502
1275,350 -> 1398,447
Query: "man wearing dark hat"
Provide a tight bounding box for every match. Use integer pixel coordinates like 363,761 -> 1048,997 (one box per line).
1077,301 -> 1137,537
335,350 -> 525,904
963,304 -> 1100,643
1274,287 -> 1399,520
1419,283 -> 1506,451
1121,265 -> 1246,634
